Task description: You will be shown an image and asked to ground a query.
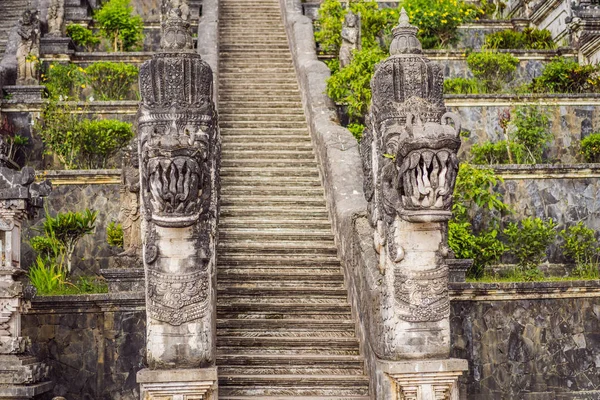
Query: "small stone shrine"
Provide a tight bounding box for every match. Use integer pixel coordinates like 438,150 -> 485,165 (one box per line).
0,137 -> 53,399
360,9 -> 468,399
136,0 -> 220,397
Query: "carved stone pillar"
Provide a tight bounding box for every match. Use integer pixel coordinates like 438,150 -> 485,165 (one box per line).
0,151 -> 53,399
360,9 -> 467,399
136,1 -> 219,398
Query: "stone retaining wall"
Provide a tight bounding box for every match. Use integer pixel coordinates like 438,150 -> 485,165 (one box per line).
450,281 -> 600,400
22,286 -> 600,400
23,293 -> 146,400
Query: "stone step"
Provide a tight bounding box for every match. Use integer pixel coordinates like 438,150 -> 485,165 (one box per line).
221,161 -> 318,169
217,318 -> 355,332
218,277 -> 344,289
220,230 -> 334,243
221,185 -> 323,196
220,219 -> 332,230
219,121 -> 305,129
217,354 -> 363,375
220,205 -> 328,218
218,268 -> 343,281
221,195 -> 326,207
222,144 -> 313,153
218,251 -> 339,263
220,113 -> 304,121
221,135 -> 310,144
217,75 -> 298,83
219,85 -> 298,93
220,396 -> 370,400
220,100 -> 303,108
221,167 -> 318,178
218,266 -> 342,276
220,176 -> 321,186
220,127 -> 308,134
221,147 -> 314,156
217,337 -> 360,355
217,246 -> 337,258
218,376 -> 370,397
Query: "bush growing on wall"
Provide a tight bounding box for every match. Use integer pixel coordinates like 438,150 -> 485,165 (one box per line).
483,28 -> 556,50
42,63 -> 87,100
66,23 -> 100,51
530,57 -> 600,93
581,133 -> 600,163
85,61 -> 138,100
34,101 -> 134,169
95,0 -> 144,52
560,222 -> 600,278
466,51 -> 519,93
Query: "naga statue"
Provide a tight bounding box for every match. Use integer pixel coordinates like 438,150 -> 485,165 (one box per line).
137,0 -> 219,378
360,8 -> 461,359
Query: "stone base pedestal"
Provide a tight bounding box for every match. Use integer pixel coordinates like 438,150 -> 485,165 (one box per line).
101,254 -> 144,292
137,367 -> 218,400
0,381 -> 54,400
2,86 -> 45,102
375,359 -> 468,400
40,37 -> 74,61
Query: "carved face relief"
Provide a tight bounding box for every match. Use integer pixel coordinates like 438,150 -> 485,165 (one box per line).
140,118 -> 212,228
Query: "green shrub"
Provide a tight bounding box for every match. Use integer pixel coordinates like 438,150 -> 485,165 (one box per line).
28,255 -> 66,295
471,140 -> 525,164
326,46 -> 387,123
449,221 -> 506,279
32,209 -> 98,274
347,123 -> 365,140
443,77 -> 481,94
581,133 -> 600,163
448,163 -> 510,278
530,57 -> 600,93
466,51 -> 519,93
399,0 -> 482,49
484,28 -> 556,50
35,101 -> 84,169
470,106 -> 550,164
95,0 -> 144,52
85,61 -> 138,100
106,221 -> 124,248
42,63 -> 86,100
79,119 -> 134,169
560,222 -> 599,278
504,217 -> 557,273
314,0 -> 345,54
66,23 -> 100,51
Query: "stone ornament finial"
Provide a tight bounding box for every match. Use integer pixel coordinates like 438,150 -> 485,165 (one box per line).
160,0 -> 193,50
390,8 -> 422,55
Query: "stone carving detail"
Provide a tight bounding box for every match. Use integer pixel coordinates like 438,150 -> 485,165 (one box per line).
138,8 -> 219,369
47,0 -> 65,37
16,10 -> 41,85
118,142 -> 142,257
360,9 -> 460,326
339,9 -> 361,68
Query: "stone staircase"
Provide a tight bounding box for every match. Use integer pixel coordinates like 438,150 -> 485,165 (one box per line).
216,0 -> 370,398
0,0 -> 27,57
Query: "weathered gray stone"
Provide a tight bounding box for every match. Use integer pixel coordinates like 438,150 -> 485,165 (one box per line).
339,10 -> 360,69
15,10 -> 40,86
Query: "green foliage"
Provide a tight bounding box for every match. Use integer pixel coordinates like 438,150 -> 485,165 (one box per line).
560,222 -> 599,279
315,0 -> 398,54
448,163 -> 510,278
41,63 -> 86,100
0,118 -> 28,165
504,217 -> 557,272
32,208 -> 97,274
479,0 -> 506,19
106,221 -> 124,248
471,140 -> 525,164
78,119 -> 134,168
35,101 -> 84,169
28,256 -> 66,295
530,57 -> 600,93
35,101 -> 133,169
327,46 -> 386,122
483,28 -> 556,50
449,221 -> 506,279
400,0 -> 482,49
581,133 -> 600,163
470,106 -> 551,164
347,123 -> 365,140
84,61 -> 138,100
466,51 -> 519,93
443,77 -> 481,94
94,0 -> 144,52
66,23 -> 100,51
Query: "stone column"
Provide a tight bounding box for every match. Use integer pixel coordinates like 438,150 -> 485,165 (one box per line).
136,1 -> 220,398
0,152 -> 53,399
359,9 -> 467,399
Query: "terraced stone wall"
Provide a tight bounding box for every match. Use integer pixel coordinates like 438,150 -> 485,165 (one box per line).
450,282 -> 600,400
